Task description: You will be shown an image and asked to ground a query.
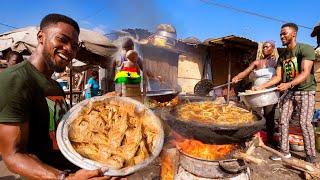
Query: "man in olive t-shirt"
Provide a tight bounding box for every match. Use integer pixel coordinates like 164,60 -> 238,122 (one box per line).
254,23 -> 317,163
0,14 -> 107,179
0,60 -> 72,167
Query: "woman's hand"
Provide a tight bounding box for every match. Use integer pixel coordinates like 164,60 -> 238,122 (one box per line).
231,76 -> 241,83
251,86 -> 265,91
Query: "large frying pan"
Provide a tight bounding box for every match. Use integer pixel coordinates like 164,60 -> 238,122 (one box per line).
161,101 -> 265,144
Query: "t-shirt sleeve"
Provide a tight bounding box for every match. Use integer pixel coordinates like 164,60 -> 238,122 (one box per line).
0,74 -> 30,122
301,44 -> 316,61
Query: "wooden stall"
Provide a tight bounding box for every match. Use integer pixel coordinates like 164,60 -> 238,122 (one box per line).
203,35 -> 258,87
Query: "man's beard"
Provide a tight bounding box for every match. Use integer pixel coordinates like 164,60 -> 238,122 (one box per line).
43,48 -> 66,73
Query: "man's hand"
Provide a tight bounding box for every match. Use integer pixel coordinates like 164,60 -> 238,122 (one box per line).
251,86 -> 265,91
277,83 -> 291,91
66,168 -> 111,180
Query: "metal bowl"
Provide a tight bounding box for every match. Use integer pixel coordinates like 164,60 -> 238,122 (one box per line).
56,96 -> 164,176
238,87 -> 279,108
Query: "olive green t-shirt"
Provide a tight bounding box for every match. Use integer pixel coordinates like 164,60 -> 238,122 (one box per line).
0,61 -> 68,163
277,43 -> 316,91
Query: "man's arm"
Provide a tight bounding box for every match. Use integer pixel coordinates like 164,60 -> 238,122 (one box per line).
0,122 -> 61,179
277,59 -> 314,91
253,66 -> 282,90
0,122 -> 109,180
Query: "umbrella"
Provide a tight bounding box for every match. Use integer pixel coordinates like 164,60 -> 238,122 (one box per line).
0,26 -> 118,65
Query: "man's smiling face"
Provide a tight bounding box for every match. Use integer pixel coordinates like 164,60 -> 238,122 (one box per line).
39,22 -> 79,72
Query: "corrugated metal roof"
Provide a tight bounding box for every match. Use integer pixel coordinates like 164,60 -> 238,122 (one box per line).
203,35 -> 258,47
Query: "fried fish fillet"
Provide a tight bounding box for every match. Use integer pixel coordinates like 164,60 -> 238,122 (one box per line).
96,144 -> 112,162
107,111 -> 128,149
69,117 -> 90,142
103,155 -> 125,169
114,124 -> 142,160
87,111 -> 108,133
133,140 -> 149,165
72,142 -> 99,161
91,132 -> 109,145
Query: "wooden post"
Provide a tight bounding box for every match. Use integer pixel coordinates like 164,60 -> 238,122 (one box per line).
142,51 -> 147,104
69,66 -> 73,108
226,46 -> 231,104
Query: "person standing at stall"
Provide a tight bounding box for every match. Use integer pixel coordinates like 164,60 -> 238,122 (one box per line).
114,50 -> 142,101
253,23 -> 317,163
112,37 -> 142,93
232,40 -> 278,147
85,70 -> 100,99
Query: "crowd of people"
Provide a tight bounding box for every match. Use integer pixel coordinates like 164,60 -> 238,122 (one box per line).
0,13 -> 319,179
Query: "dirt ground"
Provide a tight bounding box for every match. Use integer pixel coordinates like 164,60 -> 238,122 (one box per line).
127,146 -> 320,180
249,148 -> 320,180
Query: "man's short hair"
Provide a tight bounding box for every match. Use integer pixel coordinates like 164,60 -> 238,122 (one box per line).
281,23 -> 298,32
5,51 -> 23,62
40,13 -> 80,34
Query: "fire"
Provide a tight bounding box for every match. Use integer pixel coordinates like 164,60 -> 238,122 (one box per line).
160,149 -> 176,180
176,139 -> 236,161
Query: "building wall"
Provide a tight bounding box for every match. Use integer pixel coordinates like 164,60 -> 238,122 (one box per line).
177,44 -> 206,93
140,44 -> 179,90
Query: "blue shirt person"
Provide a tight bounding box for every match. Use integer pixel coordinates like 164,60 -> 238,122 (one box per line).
85,71 -> 100,99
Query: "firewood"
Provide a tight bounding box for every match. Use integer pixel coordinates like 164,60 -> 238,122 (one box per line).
233,152 -> 265,164
251,136 -> 320,178
245,140 -> 256,155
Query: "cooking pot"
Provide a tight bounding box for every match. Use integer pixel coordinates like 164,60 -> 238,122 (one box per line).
161,103 -> 265,144
177,145 -> 247,179
238,87 -> 279,108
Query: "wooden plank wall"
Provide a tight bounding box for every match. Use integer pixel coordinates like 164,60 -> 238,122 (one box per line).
210,46 -> 254,86
140,45 -> 179,90
177,44 -> 206,93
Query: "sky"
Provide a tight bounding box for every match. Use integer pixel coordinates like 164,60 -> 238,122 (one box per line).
0,0 -> 319,47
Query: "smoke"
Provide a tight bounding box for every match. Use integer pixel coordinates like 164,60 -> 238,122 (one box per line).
105,0 -> 169,31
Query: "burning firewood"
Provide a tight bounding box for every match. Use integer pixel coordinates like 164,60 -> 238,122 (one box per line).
233,152 -> 265,164
160,148 -> 179,180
